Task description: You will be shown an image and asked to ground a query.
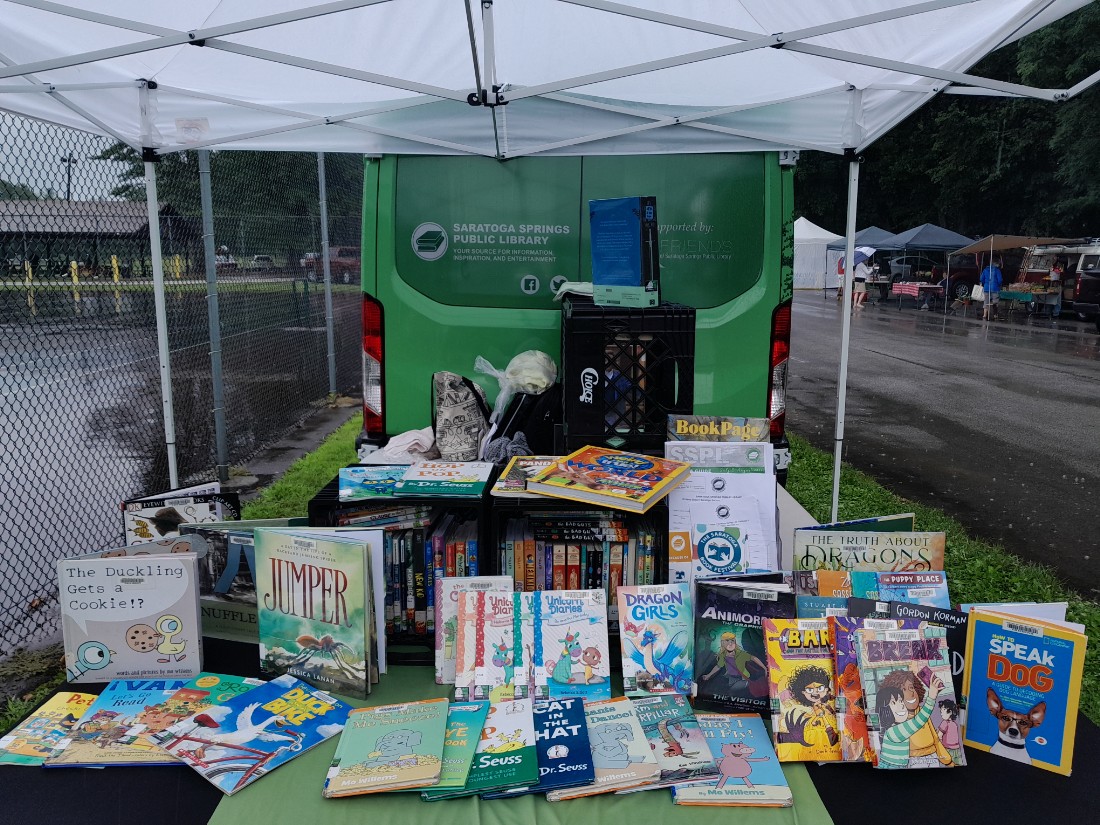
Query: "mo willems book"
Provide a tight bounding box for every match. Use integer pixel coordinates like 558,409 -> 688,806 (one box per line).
420,701 -> 491,801
628,693 -> 718,789
792,529 -> 945,572
490,455 -> 557,498
0,691 -> 96,765
338,465 -> 409,501
58,554 -> 202,683
43,678 -> 188,767
158,673 -> 350,795
254,529 -> 374,698
962,609 -> 1087,776
762,619 -> 842,762
672,713 -> 792,807
393,461 -> 495,497
617,583 -> 693,697
435,575 -> 513,685
856,623 -> 964,770
539,589 -> 612,701
122,483 -> 240,544
323,697 -> 449,797
526,446 -> 691,514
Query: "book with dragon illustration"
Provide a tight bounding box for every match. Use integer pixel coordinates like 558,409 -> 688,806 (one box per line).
158,673 -> 351,795
762,618 -> 842,762
538,589 -> 612,701
146,672 -> 267,747
0,691 -> 96,766
617,583 -> 693,697
671,713 -> 792,807
420,701 -> 491,801
43,678 -> 188,767
323,697 -> 448,797
692,580 -> 795,714
627,693 -> 717,790
435,575 -> 512,685
856,622 -> 964,770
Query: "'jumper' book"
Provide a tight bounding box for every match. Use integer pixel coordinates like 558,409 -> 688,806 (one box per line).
490,455 -> 558,498
617,583 -> 694,696
158,673 -> 350,795
539,589 -> 612,701
627,693 -> 718,789
420,701 -> 491,800
323,697 -> 449,797
672,713 -> 792,807
435,575 -> 513,685
0,691 -> 96,766
792,530 -> 945,572
338,465 -> 408,500
393,461 -> 494,497
526,446 -> 691,514
962,609 -> 1086,776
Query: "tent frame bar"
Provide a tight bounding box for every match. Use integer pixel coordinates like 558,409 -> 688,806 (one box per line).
0,81 -> 142,92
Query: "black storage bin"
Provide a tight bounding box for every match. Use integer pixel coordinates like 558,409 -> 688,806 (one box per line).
560,293 -> 695,453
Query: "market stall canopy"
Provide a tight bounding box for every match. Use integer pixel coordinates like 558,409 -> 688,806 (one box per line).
826,225 -> 896,251
795,217 -> 842,242
794,217 -> 842,289
878,222 -> 974,251
0,1 -> 1096,159
954,234 -> 1077,255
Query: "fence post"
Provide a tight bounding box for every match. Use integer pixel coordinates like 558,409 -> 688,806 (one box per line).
112,254 -> 121,314
317,152 -> 337,396
70,260 -> 80,315
25,259 -> 36,316
199,150 -> 230,484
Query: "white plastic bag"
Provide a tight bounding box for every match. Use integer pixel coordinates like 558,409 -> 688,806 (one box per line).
474,350 -> 558,423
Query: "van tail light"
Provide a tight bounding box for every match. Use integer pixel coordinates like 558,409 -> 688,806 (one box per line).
767,301 -> 792,439
1074,277 -> 1082,300
361,294 -> 386,445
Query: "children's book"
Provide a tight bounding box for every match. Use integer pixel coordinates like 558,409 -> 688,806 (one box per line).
799,513 -> 917,532
420,701 -> 491,800
666,415 -> 770,443
453,590 -> 483,701
856,622 -> 964,770
122,483 -> 240,544
43,678 -> 188,767
850,571 -> 950,609
545,696 -> 660,800
617,583 -> 693,696
958,601 -> 1070,623
795,595 -> 848,619
792,529 -> 945,573
762,618 -> 841,762
481,696 -> 595,798
158,673 -> 350,795
539,589 -> 612,701
490,455 -> 558,498
323,697 -> 449,797
254,529 -> 375,698
887,602 -> 970,719
338,465 -> 408,501
514,592 -> 549,701
526,446 -> 691,514
0,691 -> 96,765
58,553 -> 202,683
435,575 -> 513,685
146,672 -> 267,746
672,713 -> 792,807
627,694 -> 717,789
477,591 -> 522,702
962,609 -> 1086,776
393,461 -> 494,497
693,580 -> 795,714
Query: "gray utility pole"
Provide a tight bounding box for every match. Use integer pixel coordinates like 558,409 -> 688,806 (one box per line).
199,150 -> 229,483
317,152 -> 337,396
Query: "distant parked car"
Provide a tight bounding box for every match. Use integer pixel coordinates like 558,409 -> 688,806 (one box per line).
303,246 -> 360,284
215,255 -> 238,272
247,254 -> 275,271
886,255 -> 941,282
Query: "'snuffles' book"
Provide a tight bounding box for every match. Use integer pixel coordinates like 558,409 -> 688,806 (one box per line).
671,713 -> 792,807
435,576 -> 512,685
490,456 -> 558,498
420,701 -> 491,800
792,529 -> 945,572
158,673 -> 350,795
526,446 -> 691,514
962,609 -> 1086,776
338,465 -> 408,501
393,461 -> 494,497
43,678 -> 188,767
539,589 -> 612,701
122,483 -> 240,544
0,691 -> 96,765
617,583 -> 694,696
627,693 -> 718,789
323,697 -> 449,797
58,553 -> 202,683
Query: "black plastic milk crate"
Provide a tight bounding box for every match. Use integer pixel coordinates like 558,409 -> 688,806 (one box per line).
560,294 -> 695,453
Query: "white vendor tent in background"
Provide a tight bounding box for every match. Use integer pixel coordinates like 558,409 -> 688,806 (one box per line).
794,217 -> 842,290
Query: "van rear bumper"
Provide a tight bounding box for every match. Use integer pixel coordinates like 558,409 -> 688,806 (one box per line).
1074,301 -> 1099,317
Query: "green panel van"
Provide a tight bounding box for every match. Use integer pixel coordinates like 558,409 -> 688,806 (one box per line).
358,153 -> 794,473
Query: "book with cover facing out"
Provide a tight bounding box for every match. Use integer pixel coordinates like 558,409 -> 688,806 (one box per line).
589,195 -> 660,308
435,576 -> 513,685
792,530 -> 945,572
850,571 -> 951,609
526,447 -> 691,514
338,466 -> 408,501
628,693 -> 717,789
540,589 -> 612,701
666,415 -> 770,443
122,483 -> 240,544
0,691 -> 96,766
393,461 -> 494,497
147,672 -> 267,746
617,583 -> 694,696
420,701 -> 491,801
490,456 -> 557,498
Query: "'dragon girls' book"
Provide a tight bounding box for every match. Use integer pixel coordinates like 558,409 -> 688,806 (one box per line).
856,622 -> 964,770
43,678 -> 188,767
158,673 -> 350,795
762,618 -> 841,762
625,694 -> 717,790
539,589 -> 612,701
526,447 -> 691,514
0,691 -> 96,765
617,583 -> 693,697
545,696 -> 660,800
420,701 -> 491,801
323,698 -> 449,797
254,529 -> 375,698
671,714 -> 792,807
436,576 -> 513,685
146,672 -> 267,746
692,580 -> 795,714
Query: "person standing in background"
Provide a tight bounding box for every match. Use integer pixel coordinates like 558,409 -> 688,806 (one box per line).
853,258 -> 873,309
980,257 -> 1004,321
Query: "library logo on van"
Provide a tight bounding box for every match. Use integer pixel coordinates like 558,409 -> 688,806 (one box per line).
411,222 -> 448,261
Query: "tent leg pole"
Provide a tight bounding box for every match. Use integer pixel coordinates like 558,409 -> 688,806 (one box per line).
145,160 -> 179,488
831,156 -> 861,522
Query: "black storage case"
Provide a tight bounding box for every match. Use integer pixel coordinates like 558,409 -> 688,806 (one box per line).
560,293 -> 696,453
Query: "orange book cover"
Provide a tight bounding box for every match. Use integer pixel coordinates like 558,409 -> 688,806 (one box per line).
526,447 -> 691,514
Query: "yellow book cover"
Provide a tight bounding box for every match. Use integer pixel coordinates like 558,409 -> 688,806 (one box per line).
526,447 -> 691,514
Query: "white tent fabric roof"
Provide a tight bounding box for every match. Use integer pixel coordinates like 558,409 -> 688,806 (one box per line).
794,217 -> 841,289
795,216 -> 842,242
0,1 -> 1095,158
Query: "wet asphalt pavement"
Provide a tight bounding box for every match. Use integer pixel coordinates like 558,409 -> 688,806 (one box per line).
786,290 -> 1100,598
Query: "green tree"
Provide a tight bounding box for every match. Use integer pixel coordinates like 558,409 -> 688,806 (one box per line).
0,178 -> 39,199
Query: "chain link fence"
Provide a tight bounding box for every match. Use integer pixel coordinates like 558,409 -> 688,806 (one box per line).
0,113 -> 363,657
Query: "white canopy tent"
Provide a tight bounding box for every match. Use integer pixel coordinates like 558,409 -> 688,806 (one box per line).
794,216 -> 842,290
1,0 -> 1096,503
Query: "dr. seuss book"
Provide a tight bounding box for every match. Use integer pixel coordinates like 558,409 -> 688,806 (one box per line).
628,693 -> 717,789
526,446 -> 691,514
146,672 -> 267,746
338,465 -> 408,501
254,529 -> 375,698
58,554 -> 202,683
420,701 -> 490,800
323,697 -> 448,797
856,623 -> 963,769
539,589 -> 612,701
671,714 -> 792,807
962,609 -> 1086,776
762,618 -> 841,762
792,529 -> 945,572
482,696 -> 595,798
666,415 -> 770,443
545,696 -> 660,800
158,673 -> 350,795
435,575 -> 512,685
43,678 -> 188,767
0,691 -> 95,765
851,570 -> 951,609
617,583 -> 693,696
393,461 -> 494,497
692,580 -> 795,714
490,455 -> 557,498
122,483 -> 240,544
